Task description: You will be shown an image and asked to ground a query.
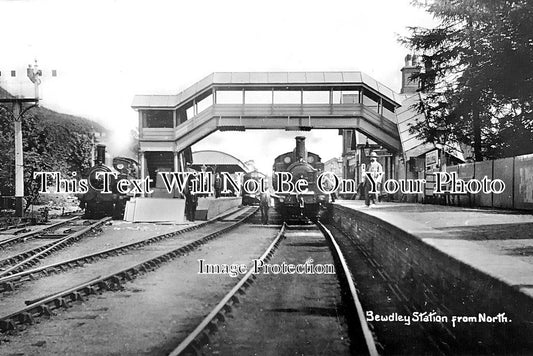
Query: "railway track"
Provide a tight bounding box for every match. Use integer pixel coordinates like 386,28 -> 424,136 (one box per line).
0,216 -> 81,250
0,206 -> 258,333
0,217 -> 110,278
0,206 -> 255,293
170,221 -> 378,356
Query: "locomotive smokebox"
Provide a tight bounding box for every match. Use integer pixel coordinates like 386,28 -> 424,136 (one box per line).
96,144 -> 106,165
295,136 -> 307,161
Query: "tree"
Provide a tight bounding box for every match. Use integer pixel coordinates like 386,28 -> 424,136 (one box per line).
403,0 -> 533,160
0,103 -> 99,212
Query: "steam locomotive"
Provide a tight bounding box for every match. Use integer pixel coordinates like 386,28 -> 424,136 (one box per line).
78,144 -> 139,219
272,136 -> 329,221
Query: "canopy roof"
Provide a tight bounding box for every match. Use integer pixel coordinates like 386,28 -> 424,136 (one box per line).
191,150 -> 248,173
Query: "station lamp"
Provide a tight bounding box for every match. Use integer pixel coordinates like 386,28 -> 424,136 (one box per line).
363,139 -> 371,157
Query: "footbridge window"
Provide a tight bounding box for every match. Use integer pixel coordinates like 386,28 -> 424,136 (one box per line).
382,101 -> 396,121
303,91 -> 330,104
196,93 -> 213,113
362,91 -> 380,112
142,110 -> 174,128
332,90 -> 360,104
244,90 -> 272,104
217,90 -> 243,104
273,90 -> 301,104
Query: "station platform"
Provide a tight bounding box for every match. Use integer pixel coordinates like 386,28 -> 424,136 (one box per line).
335,200 -> 533,298
329,200 -> 533,351
124,197 -> 242,223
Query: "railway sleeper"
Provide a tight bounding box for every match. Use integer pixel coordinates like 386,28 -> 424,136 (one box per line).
38,305 -> 52,317
109,276 -> 122,286
230,295 -> 240,305
1,282 -> 14,292
84,285 -> 97,295
54,297 -> 68,309
97,281 -> 109,291
0,319 -> 16,332
206,322 -> 218,334
198,330 -> 211,345
186,341 -> 202,356
215,312 -> 226,323
242,281 -> 251,289
18,312 -> 34,325
68,291 -> 83,302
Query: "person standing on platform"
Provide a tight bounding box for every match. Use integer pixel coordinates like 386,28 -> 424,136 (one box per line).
214,173 -> 222,198
184,164 -> 198,221
185,187 -> 198,222
363,151 -> 383,207
259,189 -> 271,225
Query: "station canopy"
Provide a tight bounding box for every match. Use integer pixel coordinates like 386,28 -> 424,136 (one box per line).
191,150 -> 248,174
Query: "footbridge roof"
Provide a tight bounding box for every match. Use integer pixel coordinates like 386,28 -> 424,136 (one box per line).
132,71 -> 404,110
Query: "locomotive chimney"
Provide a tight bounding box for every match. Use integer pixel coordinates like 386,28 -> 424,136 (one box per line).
295,136 -> 307,161
96,144 -> 106,165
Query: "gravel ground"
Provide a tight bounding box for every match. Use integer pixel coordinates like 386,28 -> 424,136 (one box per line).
0,224 -> 279,356
203,226 -> 352,356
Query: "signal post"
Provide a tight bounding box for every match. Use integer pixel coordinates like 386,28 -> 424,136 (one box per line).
0,62 -> 43,217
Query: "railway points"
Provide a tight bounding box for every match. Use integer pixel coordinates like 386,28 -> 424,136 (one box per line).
0,206 -> 253,294
0,216 -> 80,250
0,218 -> 110,275
0,207 -> 257,333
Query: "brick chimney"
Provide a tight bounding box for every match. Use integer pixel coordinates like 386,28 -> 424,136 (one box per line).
400,54 -> 422,94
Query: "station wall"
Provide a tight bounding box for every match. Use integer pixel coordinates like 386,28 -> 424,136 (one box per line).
445,153 -> 533,210
329,205 -> 533,353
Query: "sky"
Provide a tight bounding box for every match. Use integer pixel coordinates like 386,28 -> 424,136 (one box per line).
0,0 -> 434,173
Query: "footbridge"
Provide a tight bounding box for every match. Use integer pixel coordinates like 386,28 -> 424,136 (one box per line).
132,71 -> 408,172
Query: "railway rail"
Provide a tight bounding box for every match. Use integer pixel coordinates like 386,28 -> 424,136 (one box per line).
0,206 -> 254,293
0,206 -> 258,333
0,216 -> 81,250
0,217 -> 110,278
170,221 -> 378,356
